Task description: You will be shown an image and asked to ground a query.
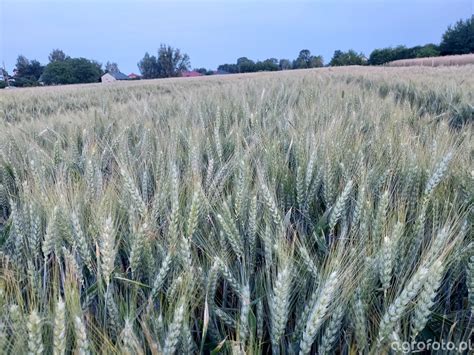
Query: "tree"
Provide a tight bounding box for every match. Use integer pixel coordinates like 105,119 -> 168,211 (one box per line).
368,46 -> 410,65
293,49 -> 324,69
69,58 -> 102,83
368,43 -> 442,65
138,45 -> 190,79
279,59 -> 291,70
368,48 -> 390,65
329,49 -> 366,66
49,49 -> 67,62
137,53 -> 160,79
329,50 -> 344,66
0,68 -> 8,81
13,55 -> 44,86
217,53 -> 324,74
0,65 -> 9,88
236,57 -> 256,72
105,61 -> 120,73
194,68 -> 213,75
41,57 -> 102,85
439,16 -> 473,55
217,63 -> 238,73
308,55 -> 324,68
256,58 -> 279,71
415,44 -> 440,58
41,61 -> 73,84
293,49 -> 310,68
158,44 -> 190,77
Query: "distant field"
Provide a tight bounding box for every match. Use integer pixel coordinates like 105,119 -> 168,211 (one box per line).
0,66 -> 472,354
386,53 -> 474,67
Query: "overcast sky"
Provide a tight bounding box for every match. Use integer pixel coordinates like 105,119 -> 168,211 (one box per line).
1,0 -> 472,74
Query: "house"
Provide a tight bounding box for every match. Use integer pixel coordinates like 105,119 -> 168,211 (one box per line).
101,71 -> 129,83
128,73 -> 141,80
181,71 -> 203,78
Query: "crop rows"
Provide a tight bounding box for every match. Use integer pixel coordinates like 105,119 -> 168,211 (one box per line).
0,67 -> 472,354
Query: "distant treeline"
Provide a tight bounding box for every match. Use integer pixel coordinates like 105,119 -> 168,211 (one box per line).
1,16 -> 472,88
216,16 -> 473,72
217,49 -> 324,74
368,44 -> 440,65
368,16 -> 473,65
1,45 -> 191,87
1,51 -> 104,88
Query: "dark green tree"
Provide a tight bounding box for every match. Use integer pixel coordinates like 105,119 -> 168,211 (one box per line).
41,61 -> 73,84
368,48 -> 390,65
293,49 -> 311,68
257,58 -> 279,71
439,16 -> 474,55
0,68 -> 8,89
137,53 -> 160,79
329,49 -> 366,66
368,46 -> 409,65
1,68 -> 11,88
369,43 -> 442,65
236,57 -> 256,72
13,55 -> 44,86
330,50 -> 344,65
158,44 -> 190,77
279,59 -> 291,70
138,45 -> 190,78
69,58 -> 102,83
293,50 -> 324,68
415,44 -> 440,58
48,49 -> 68,62
217,63 -> 238,73
41,57 -> 102,85
0,68 -> 8,81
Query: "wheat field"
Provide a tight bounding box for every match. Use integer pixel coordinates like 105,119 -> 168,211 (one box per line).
386,53 -> 474,67
0,66 -> 473,354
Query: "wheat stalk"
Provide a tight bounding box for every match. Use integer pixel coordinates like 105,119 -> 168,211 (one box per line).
270,261 -> 293,353
163,302 -> 185,355
53,298 -> 66,355
27,310 -> 43,355
299,271 -> 338,355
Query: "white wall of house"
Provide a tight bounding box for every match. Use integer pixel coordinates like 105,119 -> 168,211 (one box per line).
101,73 -> 116,83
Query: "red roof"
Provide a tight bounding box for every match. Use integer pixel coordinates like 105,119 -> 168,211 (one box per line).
128,73 -> 141,78
181,71 -> 203,77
